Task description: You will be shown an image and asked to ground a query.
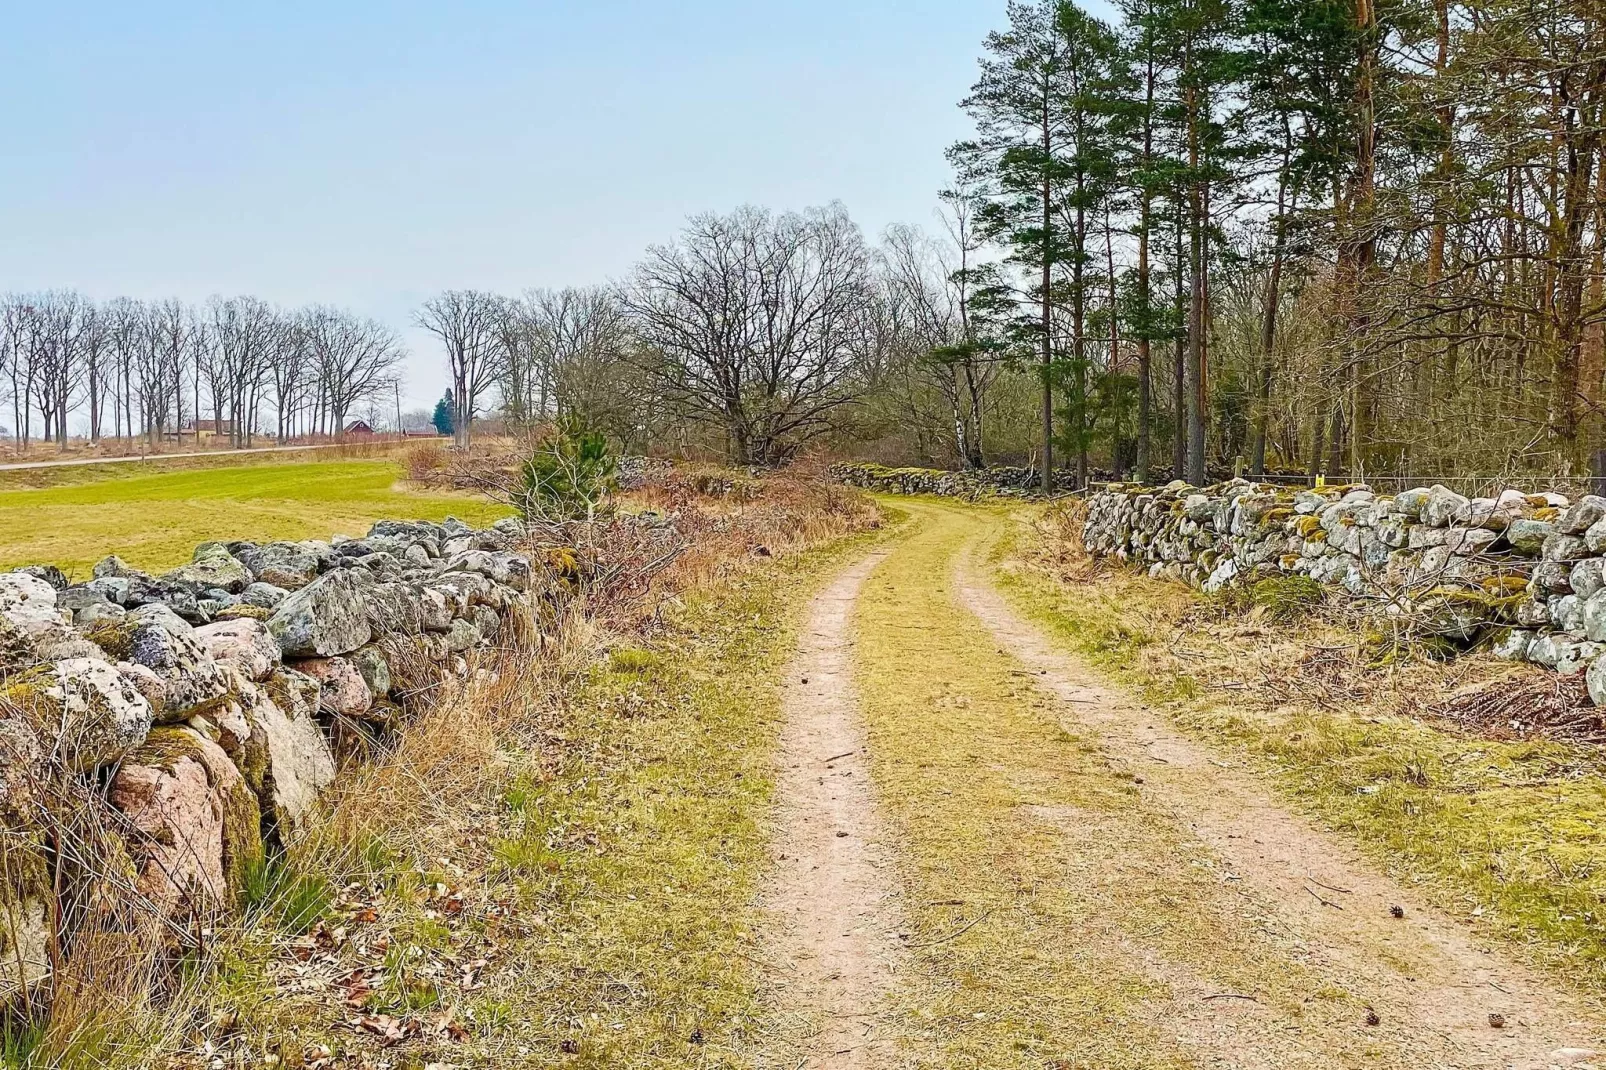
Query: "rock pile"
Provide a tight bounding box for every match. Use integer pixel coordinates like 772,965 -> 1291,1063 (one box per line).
1084,480 -> 1606,703
0,515 -> 533,996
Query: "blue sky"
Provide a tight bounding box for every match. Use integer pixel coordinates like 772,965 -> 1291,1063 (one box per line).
0,1 -> 1117,409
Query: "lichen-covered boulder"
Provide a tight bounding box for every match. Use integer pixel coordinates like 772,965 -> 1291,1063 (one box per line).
194,618 -> 281,683
85,615 -> 229,723
349,646 -> 391,699
1530,561 -> 1574,596
1559,495 -> 1606,535
1543,533 -> 1590,562
1583,590 -> 1606,643
92,554 -> 142,580
109,726 -> 262,912
432,571 -> 495,610
1492,628 -> 1534,660
1557,641 -> 1604,676
1571,559 -> 1606,601
1445,527 -> 1499,556
445,617 -> 480,653
419,588 -> 454,633
1529,634 -> 1565,666
242,581 -> 290,610
1421,485 -> 1469,527
128,602 -> 195,636
445,550 -> 533,591
58,585 -> 110,616
1507,518 -> 1557,555
76,601 -> 126,627
238,543 -> 321,590
251,669 -> 336,836
125,577 -> 203,622
117,659 -> 168,712
365,582 -> 424,637
267,570 -> 371,658
0,657 -> 153,770
214,604 -> 272,623
0,718 -> 42,815
1588,655 -> 1606,706
163,545 -> 252,595
472,604 -> 502,641
84,576 -> 133,605
0,615 -> 37,676
291,656 -> 371,717
1553,594 -> 1586,633
0,572 -> 66,642
369,519 -> 442,542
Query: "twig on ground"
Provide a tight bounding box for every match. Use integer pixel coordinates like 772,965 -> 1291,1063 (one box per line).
905,908 -> 996,948
1305,885 -> 1344,909
1306,875 -> 1354,895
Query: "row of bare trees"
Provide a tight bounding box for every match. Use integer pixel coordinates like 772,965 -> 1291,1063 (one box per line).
0,293 -> 405,452
418,203 -> 1013,465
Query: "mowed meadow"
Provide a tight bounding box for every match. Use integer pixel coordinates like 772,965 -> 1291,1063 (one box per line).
0,456 -> 510,575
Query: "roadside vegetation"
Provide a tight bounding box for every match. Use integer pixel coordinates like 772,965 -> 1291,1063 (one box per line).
996,500 -> 1606,990
124,465 -> 886,1070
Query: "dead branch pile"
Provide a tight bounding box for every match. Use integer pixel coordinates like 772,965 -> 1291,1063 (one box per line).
1417,673 -> 1606,744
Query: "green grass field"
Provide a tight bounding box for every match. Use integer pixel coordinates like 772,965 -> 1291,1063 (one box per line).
0,459 -> 510,577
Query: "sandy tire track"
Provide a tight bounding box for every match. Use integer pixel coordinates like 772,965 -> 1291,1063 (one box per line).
955,541 -> 1605,1070
758,551 -> 906,1068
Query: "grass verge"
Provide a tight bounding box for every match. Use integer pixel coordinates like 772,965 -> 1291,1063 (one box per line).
992,502 -> 1606,991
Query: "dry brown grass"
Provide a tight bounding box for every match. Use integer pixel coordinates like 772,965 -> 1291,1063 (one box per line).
630,458 -> 879,598
400,441 -> 448,485
0,736 -> 211,1067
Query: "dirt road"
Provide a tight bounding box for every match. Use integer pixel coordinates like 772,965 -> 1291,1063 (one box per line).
756,499 -> 1605,1069
0,441 -> 366,472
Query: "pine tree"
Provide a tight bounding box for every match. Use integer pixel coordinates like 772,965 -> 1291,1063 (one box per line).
950,0 -> 1079,491
432,392 -> 454,437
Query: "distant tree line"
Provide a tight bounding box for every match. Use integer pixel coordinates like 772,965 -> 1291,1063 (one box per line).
415,203 -> 1028,465
0,293 -> 404,451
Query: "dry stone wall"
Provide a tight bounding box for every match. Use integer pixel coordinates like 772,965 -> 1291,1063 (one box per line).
0,515 -> 533,996
1084,479 -> 1606,703
831,462 -> 1043,498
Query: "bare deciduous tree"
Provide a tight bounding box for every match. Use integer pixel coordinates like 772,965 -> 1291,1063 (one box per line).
303,306 -> 405,437
416,290 -> 505,448
621,203 -> 874,465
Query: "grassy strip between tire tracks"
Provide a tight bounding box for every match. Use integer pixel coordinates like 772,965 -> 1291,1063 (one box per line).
987,500 -> 1606,994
